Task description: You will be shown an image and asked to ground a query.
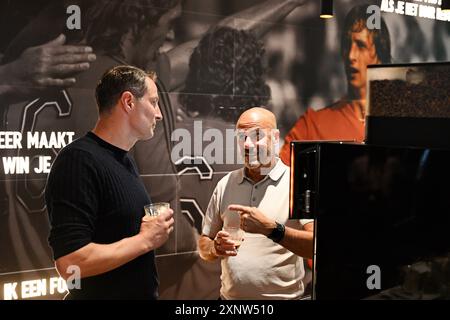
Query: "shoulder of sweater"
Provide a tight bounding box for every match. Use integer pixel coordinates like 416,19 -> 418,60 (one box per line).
56,136 -> 100,164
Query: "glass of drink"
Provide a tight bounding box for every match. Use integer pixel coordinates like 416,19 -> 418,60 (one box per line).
223,226 -> 244,249
144,202 -> 170,217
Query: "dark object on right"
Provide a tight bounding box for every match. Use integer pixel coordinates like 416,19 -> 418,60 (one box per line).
290,142 -> 450,299
366,62 -> 450,149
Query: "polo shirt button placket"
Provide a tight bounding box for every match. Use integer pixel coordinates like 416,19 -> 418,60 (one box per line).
252,184 -> 258,203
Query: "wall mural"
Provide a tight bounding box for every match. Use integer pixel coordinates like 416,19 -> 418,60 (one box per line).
0,0 -> 448,299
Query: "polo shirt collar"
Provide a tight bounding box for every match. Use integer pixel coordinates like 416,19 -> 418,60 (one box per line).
237,158 -> 285,184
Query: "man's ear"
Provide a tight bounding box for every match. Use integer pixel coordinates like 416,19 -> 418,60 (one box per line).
272,129 -> 280,143
120,91 -> 134,113
272,129 -> 280,155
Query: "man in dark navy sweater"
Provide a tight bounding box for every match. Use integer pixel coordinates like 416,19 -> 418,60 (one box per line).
45,65 -> 174,299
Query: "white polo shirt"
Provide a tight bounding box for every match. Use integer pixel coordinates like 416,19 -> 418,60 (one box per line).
202,158 -> 312,300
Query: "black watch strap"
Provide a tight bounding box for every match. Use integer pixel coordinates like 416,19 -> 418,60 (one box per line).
268,222 -> 285,243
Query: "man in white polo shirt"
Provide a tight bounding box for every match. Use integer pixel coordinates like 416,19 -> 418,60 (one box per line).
198,107 -> 314,300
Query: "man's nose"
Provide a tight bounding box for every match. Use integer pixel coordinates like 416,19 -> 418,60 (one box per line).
155,104 -> 163,120
349,43 -> 358,63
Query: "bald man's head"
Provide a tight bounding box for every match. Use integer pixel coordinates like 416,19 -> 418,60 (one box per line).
236,107 -> 280,173
236,107 -> 277,130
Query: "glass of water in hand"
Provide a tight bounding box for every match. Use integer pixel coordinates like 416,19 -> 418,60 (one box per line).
144,202 -> 170,217
223,226 -> 244,249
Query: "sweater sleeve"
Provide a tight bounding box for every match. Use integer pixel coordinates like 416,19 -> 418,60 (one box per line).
45,149 -> 100,260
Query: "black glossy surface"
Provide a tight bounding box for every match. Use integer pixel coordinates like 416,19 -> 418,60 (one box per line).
291,142 -> 450,299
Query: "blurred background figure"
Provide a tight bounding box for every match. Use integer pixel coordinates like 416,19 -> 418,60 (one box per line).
179,27 -> 270,123
280,4 -> 392,164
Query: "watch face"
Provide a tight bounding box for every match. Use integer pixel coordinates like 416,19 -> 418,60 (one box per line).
269,222 -> 285,242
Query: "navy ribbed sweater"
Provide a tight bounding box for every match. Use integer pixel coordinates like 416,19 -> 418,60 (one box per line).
45,132 -> 158,299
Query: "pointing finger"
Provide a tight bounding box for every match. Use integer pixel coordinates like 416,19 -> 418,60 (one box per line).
228,204 -> 250,214
43,34 -> 66,47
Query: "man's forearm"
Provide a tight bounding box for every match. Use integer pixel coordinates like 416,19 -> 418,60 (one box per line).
166,39 -> 199,90
217,0 -> 304,38
198,235 -> 218,262
55,234 -> 150,280
0,85 -> 12,104
278,227 -> 313,259
0,64 -> 14,104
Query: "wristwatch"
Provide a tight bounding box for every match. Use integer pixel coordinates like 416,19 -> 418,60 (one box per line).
267,222 -> 285,243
